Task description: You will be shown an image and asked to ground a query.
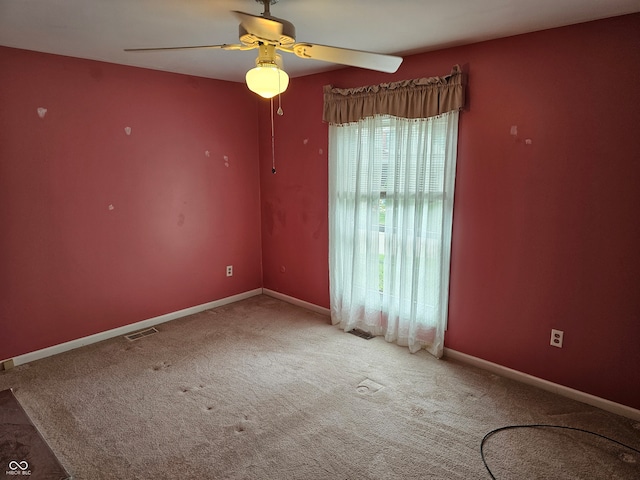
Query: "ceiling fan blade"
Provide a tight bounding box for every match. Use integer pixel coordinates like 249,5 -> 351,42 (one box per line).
292,43 -> 402,73
124,44 -> 246,52
232,11 -> 283,42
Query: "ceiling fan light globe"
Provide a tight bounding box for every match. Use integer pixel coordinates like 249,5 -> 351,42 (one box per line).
245,65 -> 289,98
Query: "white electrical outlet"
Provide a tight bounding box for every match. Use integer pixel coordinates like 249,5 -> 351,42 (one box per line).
550,329 -> 564,348
226,265 -> 233,277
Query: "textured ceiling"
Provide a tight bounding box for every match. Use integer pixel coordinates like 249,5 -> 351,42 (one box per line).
1,0 -> 639,82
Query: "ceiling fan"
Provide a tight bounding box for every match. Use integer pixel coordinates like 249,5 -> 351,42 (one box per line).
125,0 -> 403,98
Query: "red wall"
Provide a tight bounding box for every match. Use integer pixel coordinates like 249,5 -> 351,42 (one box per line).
258,14 -> 640,409
258,74 -> 330,308
0,47 -> 263,361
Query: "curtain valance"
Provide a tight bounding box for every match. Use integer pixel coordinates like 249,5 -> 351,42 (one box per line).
323,65 -> 464,124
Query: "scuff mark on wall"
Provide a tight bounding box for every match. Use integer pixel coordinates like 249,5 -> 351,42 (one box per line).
300,195 -> 325,240
37,107 -> 47,118
108,204 -> 115,211
205,150 -> 210,157
264,199 -> 287,236
124,126 -> 132,135
177,213 -> 185,226
264,201 -> 275,236
223,155 -> 229,168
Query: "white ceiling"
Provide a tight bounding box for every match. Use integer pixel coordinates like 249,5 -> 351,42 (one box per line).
1,0 -> 639,83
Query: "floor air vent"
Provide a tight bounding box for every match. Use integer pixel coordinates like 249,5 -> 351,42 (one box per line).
348,328 -> 375,340
125,327 -> 159,341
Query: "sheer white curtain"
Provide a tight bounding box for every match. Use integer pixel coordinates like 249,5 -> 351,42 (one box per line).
328,111 -> 459,357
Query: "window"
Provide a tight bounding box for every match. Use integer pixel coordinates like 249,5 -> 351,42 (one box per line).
329,111 -> 459,357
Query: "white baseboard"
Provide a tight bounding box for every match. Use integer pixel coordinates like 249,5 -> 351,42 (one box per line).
262,288 -> 331,316
5,288 -> 263,367
444,348 -> 640,421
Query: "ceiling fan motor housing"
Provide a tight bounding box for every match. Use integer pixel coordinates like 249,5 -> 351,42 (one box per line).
239,17 -> 296,48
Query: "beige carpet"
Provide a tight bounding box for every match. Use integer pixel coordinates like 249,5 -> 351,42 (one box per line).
1,295 -> 638,479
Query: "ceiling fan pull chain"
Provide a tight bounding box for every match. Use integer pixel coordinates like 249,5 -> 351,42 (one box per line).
271,96 -> 276,174
277,73 -> 284,116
